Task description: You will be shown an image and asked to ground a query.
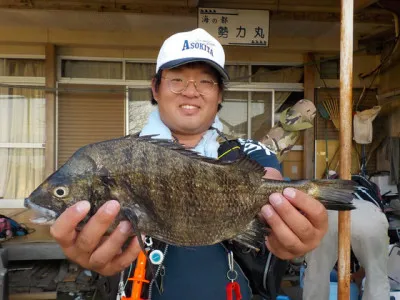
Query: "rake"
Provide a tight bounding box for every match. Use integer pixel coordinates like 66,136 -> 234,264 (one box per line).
322,97 -> 340,130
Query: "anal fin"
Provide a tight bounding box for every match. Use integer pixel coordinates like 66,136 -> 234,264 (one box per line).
232,218 -> 270,251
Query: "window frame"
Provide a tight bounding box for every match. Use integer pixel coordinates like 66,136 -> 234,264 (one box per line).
0,56 -> 46,207
58,56 -> 304,138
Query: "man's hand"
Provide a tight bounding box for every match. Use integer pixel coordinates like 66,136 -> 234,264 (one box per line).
50,200 -> 141,276
261,168 -> 328,259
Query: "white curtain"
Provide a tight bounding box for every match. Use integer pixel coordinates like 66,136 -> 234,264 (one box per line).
0,87 -> 45,199
6,59 -> 45,77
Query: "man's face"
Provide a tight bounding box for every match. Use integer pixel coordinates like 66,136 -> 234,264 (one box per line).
152,64 -> 223,137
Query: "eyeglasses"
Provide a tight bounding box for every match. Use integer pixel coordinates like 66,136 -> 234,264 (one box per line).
162,77 -> 218,95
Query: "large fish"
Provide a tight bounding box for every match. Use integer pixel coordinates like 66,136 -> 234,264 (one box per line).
24,134 -> 355,249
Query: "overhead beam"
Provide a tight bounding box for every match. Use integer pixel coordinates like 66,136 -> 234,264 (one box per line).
0,0 -> 392,23
354,0 -> 378,12
0,3 -> 393,24
187,0 -> 199,8
0,0 -> 198,15
271,10 -> 392,24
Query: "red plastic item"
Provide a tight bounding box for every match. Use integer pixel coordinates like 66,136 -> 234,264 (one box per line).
226,281 -> 242,300
122,250 -> 150,300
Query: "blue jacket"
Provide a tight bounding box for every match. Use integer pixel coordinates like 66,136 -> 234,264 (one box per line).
125,139 -> 288,300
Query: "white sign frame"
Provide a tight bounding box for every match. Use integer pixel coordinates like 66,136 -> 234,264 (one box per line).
198,8 -> 270,47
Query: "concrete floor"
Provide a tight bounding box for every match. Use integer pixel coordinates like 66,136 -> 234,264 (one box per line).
281,285 -> 303,300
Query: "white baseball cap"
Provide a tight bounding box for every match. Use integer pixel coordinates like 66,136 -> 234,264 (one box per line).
156,28 -> 229,80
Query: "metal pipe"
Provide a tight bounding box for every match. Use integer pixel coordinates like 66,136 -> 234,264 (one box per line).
338,0 -> 353,299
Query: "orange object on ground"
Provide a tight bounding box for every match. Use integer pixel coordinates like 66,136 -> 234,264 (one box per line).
122,250 -> 150,300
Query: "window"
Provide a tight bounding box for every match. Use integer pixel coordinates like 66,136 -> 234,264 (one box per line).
320,58 -> 340,79
126,62 -> 156,134
220,91 -> 249,138
0,58 -> 46,200
0,58 -> 45,77
0,88 -> 45,199
251,65 -> 303,83
128,88 -> 154,134
57,59 -> 303,145
225,65 -> 249,82
61,59 -> 123,79
220,91 -> 274,139
126,62 -> 156,80
251,92 -> 274,140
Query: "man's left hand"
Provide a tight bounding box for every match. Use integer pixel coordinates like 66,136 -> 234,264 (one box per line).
261,167 -> 328,259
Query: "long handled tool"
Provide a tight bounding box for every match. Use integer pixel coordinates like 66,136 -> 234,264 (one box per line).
338,0 -> 353,298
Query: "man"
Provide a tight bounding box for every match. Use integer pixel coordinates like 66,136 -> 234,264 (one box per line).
50,28 -> 328,299
303,173 -> 390,300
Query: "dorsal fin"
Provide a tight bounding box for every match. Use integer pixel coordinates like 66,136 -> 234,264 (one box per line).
130,134 -> 266,175
230,155 -> 266,175
131,134 -> 221,163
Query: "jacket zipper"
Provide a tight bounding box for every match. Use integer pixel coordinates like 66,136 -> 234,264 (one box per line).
147,244 -> 169,300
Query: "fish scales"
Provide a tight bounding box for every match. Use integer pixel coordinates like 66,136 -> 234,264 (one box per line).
102,137 -> 267,245
24,135 -> 355,249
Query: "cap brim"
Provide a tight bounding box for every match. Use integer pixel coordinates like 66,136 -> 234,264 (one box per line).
159,58 -> 230,80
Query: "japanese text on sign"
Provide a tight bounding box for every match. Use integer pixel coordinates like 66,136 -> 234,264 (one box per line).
198,8 -> 269,47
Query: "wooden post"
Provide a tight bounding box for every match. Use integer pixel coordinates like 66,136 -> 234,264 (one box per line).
45,44 -> 56,177
303,53 -> 316,179
338,0 -> 353,299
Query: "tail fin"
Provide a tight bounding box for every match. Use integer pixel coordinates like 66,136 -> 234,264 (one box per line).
312,179 -> 356,211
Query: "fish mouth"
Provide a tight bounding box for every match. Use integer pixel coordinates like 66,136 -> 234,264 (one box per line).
24,198 -> 58,225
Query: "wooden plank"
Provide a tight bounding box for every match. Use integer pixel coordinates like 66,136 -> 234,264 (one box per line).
9,292 -> 57,300
0,209 -> 55,244
0,209 -> 61,261
3,243 -> 65,261
0,209 -> 64,261
0,209 -> 26,218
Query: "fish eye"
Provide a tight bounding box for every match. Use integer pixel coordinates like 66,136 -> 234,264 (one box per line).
53,186 -> 69,198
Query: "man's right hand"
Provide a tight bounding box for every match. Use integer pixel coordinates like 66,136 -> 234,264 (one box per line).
50,200 -> 141,276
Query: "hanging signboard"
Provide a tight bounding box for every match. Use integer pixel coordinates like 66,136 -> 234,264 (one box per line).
198,8 -> 270,47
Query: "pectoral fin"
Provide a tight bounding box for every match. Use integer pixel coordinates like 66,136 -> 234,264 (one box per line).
232,218 -> 271,251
